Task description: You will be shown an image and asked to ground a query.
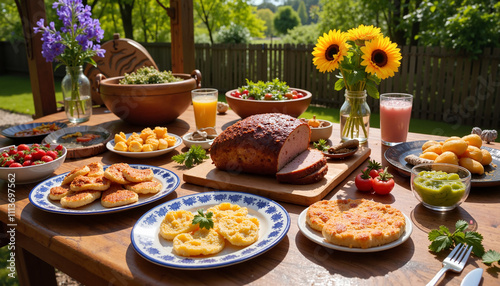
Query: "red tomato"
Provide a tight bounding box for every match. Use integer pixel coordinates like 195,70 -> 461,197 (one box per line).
2,159 -> 14,167
372,168 -> 395,195
32,150 -> 46,160
264,93 -> 273,100
363,160 -> 384,178
17,144 -> 30,152
1,153 -> 9,158
9,162 -> 23,168
242,90 -> 249,95
291,90 -> 298,95
8,148 -> 17,156
355,169 -> 373,192
23,160 -> 32,166
41,155 -> 53,163
231,91 -> 241,98
24,154 -> 33,162
46,150 -> 58,159
247,96 -> 255,100
284,92 -> 294,99
45,144 -> 51,148
55,144 -> 64,151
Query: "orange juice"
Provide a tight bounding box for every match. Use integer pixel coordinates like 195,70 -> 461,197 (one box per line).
192,95 -> 217,129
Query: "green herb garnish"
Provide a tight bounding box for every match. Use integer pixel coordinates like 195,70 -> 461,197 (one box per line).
313,139 -> 330,152
172,145 -> 209,168
428,220 -> 500,266
192,209 -> 214,230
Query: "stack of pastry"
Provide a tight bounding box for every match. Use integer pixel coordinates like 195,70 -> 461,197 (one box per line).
49,162 -> 162,209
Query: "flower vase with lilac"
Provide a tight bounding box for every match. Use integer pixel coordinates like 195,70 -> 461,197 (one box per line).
312,25 -> 402,143
34,0 -> 105,123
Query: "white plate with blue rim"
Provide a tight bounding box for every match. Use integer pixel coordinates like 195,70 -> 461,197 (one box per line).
29,164 -> 179,215
106,133 -> 182,158
131,191 -> 291,269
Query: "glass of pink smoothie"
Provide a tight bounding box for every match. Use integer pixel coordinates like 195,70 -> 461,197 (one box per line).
380,93 -> 413,146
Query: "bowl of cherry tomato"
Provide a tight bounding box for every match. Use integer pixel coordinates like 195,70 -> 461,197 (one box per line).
0,143 -> 67,184
225,79 -> 312,118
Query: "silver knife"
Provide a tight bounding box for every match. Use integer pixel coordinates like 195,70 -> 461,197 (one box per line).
460,268 -> 483,286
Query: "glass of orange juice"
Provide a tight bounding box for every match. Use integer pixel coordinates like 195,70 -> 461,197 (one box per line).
192,88 -> 218,129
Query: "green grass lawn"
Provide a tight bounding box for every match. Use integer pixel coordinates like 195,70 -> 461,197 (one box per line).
1,74 -> 475,137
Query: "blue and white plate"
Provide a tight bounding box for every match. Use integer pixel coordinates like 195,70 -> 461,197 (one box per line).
106,133 -> 182,158
29,164 -> 179,215
131,191 -> 290,270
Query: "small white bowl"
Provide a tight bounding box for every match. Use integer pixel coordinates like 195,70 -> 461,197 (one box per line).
183,133 -> 214,150
0,144 -> 67,184
309,119 -> 333,142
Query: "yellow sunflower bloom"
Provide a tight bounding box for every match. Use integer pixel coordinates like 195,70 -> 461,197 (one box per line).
348,24 -> 382,44
360,36 -> 402,80
312,30 -> 349,73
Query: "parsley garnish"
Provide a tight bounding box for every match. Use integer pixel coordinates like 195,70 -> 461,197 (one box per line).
428,220 -> 500,266
192,209 -> 214,230
313,139 -> 330,152
172,145 -> 209,168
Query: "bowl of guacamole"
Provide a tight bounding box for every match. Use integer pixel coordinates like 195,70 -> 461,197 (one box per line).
411,163 -> 471,211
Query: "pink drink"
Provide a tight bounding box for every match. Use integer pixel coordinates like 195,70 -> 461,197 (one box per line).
380,93 -> 413,146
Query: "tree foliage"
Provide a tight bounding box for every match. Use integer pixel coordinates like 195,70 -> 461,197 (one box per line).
216,22 -> 250,43
297,1 -> 308,25
281,24 -> 320,44
273,6 -> 301,35
257,8 -> 275,38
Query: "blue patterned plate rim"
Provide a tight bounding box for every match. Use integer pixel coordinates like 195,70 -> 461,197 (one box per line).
28,164 -> 179,215
384,140 -> 500,187
131,191 -> 291,270
1,122 -> 68,139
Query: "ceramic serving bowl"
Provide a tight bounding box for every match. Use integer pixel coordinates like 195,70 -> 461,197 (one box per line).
182,133 -> 214,150
308,119 -> 333,142
411,163 -> 471,211
97,70 -> 201,125
0,144 -> 67,184
225,88 -> 312,119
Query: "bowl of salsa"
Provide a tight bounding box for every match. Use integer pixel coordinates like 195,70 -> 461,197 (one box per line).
411,163 -> 471,211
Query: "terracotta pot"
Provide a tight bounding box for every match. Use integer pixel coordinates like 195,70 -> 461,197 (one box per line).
225,88 -> 312,118
97,70 -> 202,125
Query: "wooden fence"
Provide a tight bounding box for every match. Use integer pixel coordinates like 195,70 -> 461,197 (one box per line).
2,41 -> 499,128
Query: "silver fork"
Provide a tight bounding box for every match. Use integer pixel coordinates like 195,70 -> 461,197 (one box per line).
426,243 -> 474,286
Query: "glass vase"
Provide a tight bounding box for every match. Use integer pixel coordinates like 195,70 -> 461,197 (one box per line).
62,66 -> 92,124
339,90 -> 370,144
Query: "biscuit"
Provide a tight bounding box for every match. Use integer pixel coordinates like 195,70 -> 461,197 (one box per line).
207,203 -> 248,225
61,165 -> 90,185
48,184 -> 71,200
100,184 -> 138,208
60,191 -> 101,208
104,163 -> 131,184
86,161 -> 104,177
173,228 -> 225,257
70,175 -> 111,192
320,199 -> 406,249
159,210 -> 198,241
122,167 -> 154,183
124,180 -> 162,194
217,215 -> 259,246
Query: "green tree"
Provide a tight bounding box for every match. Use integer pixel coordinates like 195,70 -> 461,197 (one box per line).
297,1 -> 308,25
308,5 -> 320,24
281,24 -> 320,44
0,0 -> 23,42
257,8 -> 275,38
228,0 -> 265,38
216,22 -> 250,43
116,0 -> 135,39
273,6 -> 301,35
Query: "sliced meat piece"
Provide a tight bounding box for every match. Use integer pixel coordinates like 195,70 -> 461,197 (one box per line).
278,164 -> 328,185
276,149 -> 326,182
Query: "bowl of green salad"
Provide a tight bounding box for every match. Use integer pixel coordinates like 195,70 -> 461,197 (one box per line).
411,163 -> 471,211
225,79 -> 312,118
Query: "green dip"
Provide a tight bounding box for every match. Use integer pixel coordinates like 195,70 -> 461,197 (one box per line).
413,170 -> 466,206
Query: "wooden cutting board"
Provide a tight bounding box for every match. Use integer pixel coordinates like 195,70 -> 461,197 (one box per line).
183,146 -> 371,206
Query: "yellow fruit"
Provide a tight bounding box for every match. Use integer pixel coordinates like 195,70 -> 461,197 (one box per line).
462,134 -> 482,148
423,144 -> 443,155
459,157 -> 484,175
480,149 -> 492,165
442,139 -> 468,156
420,152 -> 439,161
422,140 -> 439,151
461,146 -> 483,162
435,151 -> 459,165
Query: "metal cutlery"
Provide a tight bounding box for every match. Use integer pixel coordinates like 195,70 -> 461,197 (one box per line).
426,243 -> 474,286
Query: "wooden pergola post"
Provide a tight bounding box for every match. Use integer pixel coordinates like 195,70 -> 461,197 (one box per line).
168,0 -> 195,73
15,0 -> 57,118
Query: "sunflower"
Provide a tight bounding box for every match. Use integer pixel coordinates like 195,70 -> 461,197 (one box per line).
360,36 -> 402,80
347,24 -> 382,44
312,30 -> 349,73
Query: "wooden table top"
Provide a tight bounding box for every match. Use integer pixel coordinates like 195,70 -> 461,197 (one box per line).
1,107 -> 499,286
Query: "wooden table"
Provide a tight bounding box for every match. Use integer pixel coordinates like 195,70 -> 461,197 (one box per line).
1,107 -> 499,286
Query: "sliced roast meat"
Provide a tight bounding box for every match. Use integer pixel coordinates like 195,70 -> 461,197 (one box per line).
278,164 -> 328,185
276,149 -> 326,182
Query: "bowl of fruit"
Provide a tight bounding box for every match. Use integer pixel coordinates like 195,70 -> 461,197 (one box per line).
411,163 -> 471,211
225,79 -> 312,119
0,143 -> 67,184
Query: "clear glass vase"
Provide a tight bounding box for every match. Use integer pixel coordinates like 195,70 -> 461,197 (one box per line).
339,90 -> 371,143
62,66 -> 92,124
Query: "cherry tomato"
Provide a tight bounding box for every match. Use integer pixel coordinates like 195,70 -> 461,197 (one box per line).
41,155 -> 54,163
291,90 -> 298,95
242,90 -> 249,95
247,96 -> 255,100
1,153 -> 9,158
264,93 -> 273,100
24,154 -> 33,162
284,92 -> 294,99
231,91 -> 241,98
45,144 -> 51,148
46,150 -> 58,159
32,150 -> 46,160
23,160 -> 32,166
372,168 -> 395,195
355,169 -> 373,191
16,151 -> 25,159
3,159 -> 15,167
17,144 -> 30,152
32,143 -> 40,148
55,144 -> 64,151
9,162 -> 23,168
363,160 -> 384,178
8,148 -> 17,156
